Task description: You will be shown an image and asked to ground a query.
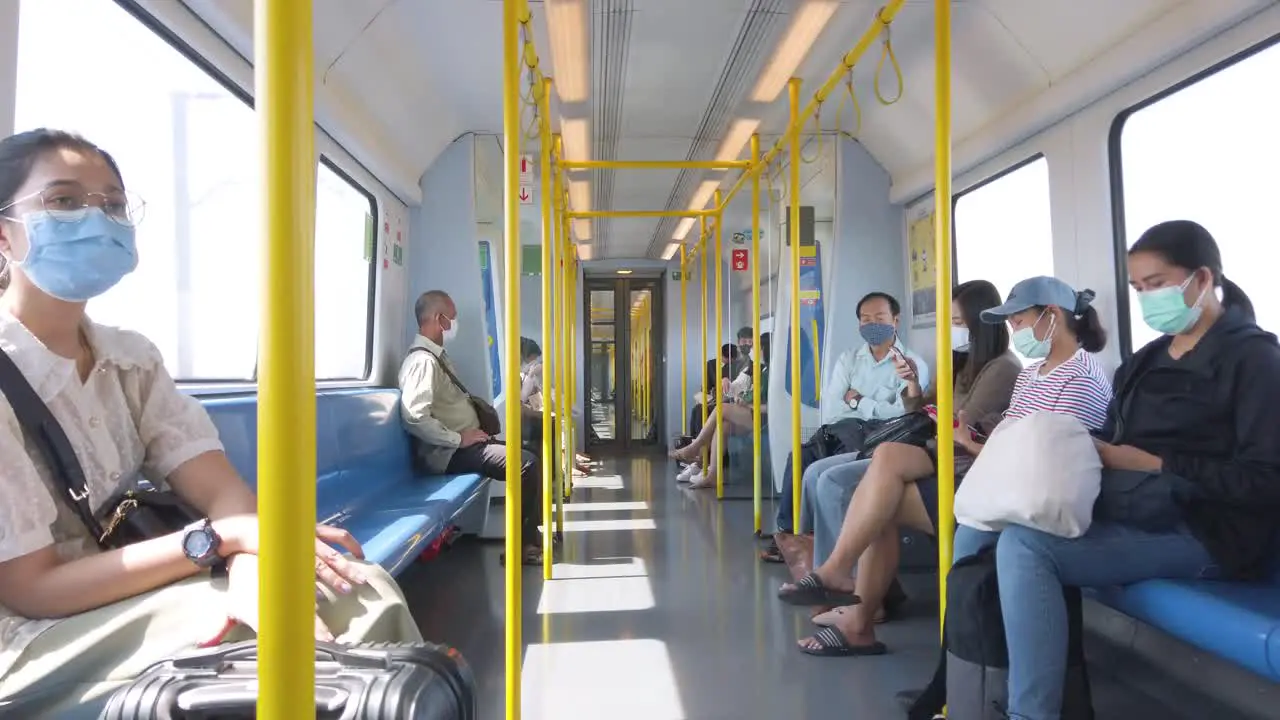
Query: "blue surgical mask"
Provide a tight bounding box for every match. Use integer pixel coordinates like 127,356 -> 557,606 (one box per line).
12,209 -> 137,302
1012,311 -> 1054,359
860,322 -> 896,347
1138,275 -> 1207,336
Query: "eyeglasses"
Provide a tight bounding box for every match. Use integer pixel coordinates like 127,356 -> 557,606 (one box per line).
0,186 -> 147,227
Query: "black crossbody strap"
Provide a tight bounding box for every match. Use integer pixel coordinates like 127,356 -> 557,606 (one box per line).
0,348 -> 107,542
408,346 -> 474,397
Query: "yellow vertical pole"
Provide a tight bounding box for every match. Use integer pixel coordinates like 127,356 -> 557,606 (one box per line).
789,78 -> 803,533
501,0 -> 523,715
538,79 -> 554,580
255,0 -> 314,715
750,133 -> 762,535
568,251 -> 577,497
680,245 -> 688,435
553,139 -> 566,539
699,223 -> 708,450
933,0 -> 955,637
713,190 -> 725,499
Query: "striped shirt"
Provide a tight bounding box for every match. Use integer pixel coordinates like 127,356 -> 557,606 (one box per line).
1003,348 -> 1112,430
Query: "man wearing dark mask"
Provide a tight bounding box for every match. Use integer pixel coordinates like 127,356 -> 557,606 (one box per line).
762,291 -> 928,562
823,292 -> 927,424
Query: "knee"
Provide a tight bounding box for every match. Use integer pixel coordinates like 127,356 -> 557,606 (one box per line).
995,525 -> 1056,575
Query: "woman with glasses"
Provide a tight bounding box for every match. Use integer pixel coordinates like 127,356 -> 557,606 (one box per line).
0,129 -> 421,716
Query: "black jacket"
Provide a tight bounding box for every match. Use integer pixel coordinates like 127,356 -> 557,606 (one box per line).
1101,307 -> 1280,580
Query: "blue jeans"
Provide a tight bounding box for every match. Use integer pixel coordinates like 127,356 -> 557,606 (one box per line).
968,522 -> 1214,720
809,456 -> 872,566
798,451 -> 862,533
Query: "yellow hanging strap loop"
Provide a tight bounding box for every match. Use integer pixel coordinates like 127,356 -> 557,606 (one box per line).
835,71 -> 862,140
874,8 -> 904,106
799,103 -> 825,165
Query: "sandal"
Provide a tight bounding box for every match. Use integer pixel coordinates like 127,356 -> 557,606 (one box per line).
777,572 -> 860,607
500,545 -> 544,566
797,626 -> 887,657
759,539 -> 784,563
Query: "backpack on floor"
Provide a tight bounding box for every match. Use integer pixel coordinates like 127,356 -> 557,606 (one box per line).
909,546 -> 1094,720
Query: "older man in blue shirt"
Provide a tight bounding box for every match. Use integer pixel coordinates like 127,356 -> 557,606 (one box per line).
762,292 -> 928,563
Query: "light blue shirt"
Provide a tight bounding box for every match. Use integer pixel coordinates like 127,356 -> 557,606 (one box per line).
820,338 -> 930,424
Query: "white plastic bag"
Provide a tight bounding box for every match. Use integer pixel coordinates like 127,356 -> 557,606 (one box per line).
953,411 -> 1102,538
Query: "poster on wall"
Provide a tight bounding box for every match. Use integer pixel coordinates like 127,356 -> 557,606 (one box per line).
907,206 -> 937,328
478,242 -> 503,400
784,243 -> 824,409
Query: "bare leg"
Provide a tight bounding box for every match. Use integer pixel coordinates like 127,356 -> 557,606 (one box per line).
805,442 -> 933,592
689,424 -> 722,489
673,415 -> 718,461
798,483 -> 934,651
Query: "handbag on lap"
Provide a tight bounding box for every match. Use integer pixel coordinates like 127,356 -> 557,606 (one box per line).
954,411 -> 1102,539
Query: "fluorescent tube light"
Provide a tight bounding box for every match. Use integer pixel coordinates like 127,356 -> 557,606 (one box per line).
661,243 -> 680,260
672,217 -> 696,240
715,119 -> 761,162
546,0 -> 589,103
752,1 -> 839,102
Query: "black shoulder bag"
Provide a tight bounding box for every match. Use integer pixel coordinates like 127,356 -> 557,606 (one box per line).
408,347 -> 502,436
0,348 -> 199,550
859,410 -> 936,457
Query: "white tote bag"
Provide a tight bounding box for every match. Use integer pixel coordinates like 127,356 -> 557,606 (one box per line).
953,411 -> 1102,538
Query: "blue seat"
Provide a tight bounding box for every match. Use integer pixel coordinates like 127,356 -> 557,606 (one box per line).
201,388 -> 488,577
1088,569 -> 1280,681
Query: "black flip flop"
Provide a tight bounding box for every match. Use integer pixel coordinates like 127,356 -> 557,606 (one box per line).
778,572 -> 860,607
798,627 -> 887,657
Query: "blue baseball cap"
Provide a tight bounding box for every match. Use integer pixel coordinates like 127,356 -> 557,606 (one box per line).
980,276 -> 1090,324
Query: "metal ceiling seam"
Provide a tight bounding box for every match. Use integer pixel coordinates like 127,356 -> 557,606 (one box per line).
643,0 -> 785,257
592,0 -> 634,254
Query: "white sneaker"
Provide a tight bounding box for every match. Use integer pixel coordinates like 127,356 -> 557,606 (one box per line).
688,472 -> 714,489
676,463 -> 700,483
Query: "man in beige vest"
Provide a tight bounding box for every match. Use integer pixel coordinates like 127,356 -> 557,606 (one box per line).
398,290 -> 543,565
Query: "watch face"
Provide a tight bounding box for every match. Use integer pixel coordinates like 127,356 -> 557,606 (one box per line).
184,528 -> 213,559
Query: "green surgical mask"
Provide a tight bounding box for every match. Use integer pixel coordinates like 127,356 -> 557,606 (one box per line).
1012,311 -> 1054,359
1138,275 -> 1207,335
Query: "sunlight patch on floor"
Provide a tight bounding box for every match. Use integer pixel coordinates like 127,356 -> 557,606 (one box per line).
522,639 -> 686,719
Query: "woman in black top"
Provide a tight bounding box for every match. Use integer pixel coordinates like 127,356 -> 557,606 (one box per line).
963,220 -> 1280,720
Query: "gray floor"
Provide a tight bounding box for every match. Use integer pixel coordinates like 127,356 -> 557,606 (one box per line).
399,452 -> 1221,720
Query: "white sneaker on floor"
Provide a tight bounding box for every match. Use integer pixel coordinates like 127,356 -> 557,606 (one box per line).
688,472 -> 714,489
676,463 -> 700,483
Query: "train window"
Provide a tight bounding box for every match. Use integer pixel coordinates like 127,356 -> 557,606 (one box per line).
13,0 -> 375,382
314,160 -> 375,380
954,156 -> 1055,307
1113,40 -> 1280,352
14,0 -> 261,380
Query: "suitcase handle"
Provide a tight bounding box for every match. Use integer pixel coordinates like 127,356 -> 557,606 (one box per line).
173,640 -> 393,671
176,682 -> 351,713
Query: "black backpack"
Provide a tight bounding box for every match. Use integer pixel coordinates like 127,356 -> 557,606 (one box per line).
908,546 -> 1094,720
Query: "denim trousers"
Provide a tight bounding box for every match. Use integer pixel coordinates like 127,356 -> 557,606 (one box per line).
798,453 -> 872,566
952,522 -> 1214,720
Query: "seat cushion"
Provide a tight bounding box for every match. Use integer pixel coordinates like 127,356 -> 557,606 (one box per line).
1091,579 -> 1280,681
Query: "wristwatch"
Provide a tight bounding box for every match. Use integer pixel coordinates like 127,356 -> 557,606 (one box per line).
182,518 -> 224,568
848,396 -> 861,410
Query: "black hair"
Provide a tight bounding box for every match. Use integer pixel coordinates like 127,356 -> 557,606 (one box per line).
0,129 -> 125,293
953,280 -> 1009,388
856,291 -> 901,318
759,332 -> 771,363
1129,219 -> 1254,322
520,336 -> 541,361
721,343 -> 739,361
1032,288 -> 1107,354
737,326 -> 753,341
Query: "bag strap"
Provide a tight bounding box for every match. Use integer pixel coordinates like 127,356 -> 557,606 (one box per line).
408,346 -> 473,397
0,348 -> 107,542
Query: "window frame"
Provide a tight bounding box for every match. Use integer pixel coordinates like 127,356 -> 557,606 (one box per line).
951,152 -> 1049,291
103,0 -> 379,386
1107,33 -> 1280,358
316,154 -> 379,382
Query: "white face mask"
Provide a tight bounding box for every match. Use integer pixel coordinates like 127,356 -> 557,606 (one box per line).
441,316 -> 460,344
951,326 -> 970,352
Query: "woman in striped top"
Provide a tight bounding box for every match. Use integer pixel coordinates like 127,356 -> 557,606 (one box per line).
785,276 -> 1112,657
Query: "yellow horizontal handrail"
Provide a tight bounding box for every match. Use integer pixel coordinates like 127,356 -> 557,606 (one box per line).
563,159 -> 750,170
569,209 -> 716,219
716,0 -> 905,213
